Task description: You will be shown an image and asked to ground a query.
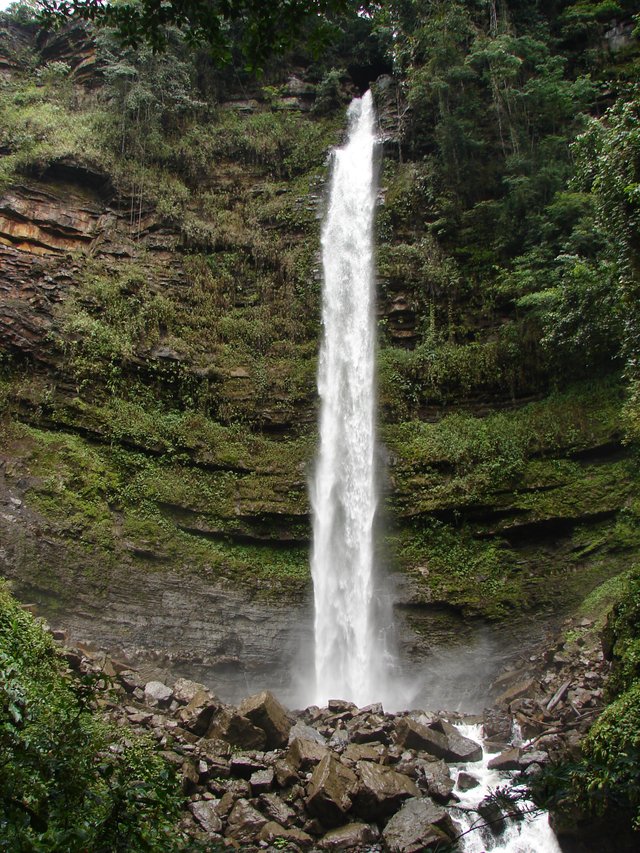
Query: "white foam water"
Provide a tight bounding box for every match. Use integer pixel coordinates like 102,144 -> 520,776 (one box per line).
452,724 -> 562,853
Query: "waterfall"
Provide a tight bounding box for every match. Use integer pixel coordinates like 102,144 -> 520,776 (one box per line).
310,90 -> 384,707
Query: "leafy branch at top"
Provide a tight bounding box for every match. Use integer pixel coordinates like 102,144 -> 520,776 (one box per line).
38,0 -> 371,69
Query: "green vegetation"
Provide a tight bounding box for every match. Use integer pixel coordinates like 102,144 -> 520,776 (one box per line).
39,0 -> 363,67
0,1 -> 637,621
0,416 -> 310,592
0,71 -> 108,190
372,1 -> 639,422
382,380 -> 638,616
391,520 -> 521,617
0,581 -> 189,851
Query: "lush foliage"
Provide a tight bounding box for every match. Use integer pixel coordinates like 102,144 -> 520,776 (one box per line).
0,0 -> 637,611
39,0 -> 368,68
0,582 -> 189,851
570,85 -> 640,440
371,0 -> 640,410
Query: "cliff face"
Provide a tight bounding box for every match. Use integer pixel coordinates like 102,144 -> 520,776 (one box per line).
0,15 -> 638,696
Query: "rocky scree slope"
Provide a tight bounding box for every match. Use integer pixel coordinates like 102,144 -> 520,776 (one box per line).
50,604 -> 623,852
59,630 -> 563,853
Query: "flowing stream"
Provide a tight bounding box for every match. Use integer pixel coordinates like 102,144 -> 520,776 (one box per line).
452,725 -> 562,853
310,90 -> 384,707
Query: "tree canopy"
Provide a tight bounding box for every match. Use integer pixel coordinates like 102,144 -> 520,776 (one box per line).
38,0 -> 370,67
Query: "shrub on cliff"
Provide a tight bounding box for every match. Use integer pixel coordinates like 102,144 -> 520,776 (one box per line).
577,681 -> 640,827
0,581 -> 188,851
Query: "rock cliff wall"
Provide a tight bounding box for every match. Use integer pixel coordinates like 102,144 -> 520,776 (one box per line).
0,18 -> 638,699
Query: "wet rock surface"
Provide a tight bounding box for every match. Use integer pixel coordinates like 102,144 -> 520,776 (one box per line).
43,633 -> 487,851
485,614 -> 610,766
382,797 -> 455,853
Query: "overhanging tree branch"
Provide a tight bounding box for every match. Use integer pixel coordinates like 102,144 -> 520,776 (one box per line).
38,0 -> 372,68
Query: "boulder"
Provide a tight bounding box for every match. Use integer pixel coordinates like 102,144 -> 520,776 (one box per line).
287,736 -> 330,770
216,791 -> 236,816
181,759 -> 200,793
495,678 -> 538,707
359,703 -> 384,716
348,715 -> 390,744
127,709 -> 153,726
198,741 -> 231,775
409,711 -> 439,728
250,767 -> 274,795
477,795 -> 507,837
394,717 -> 446,754
259,821 -> 314,847
343,743 -> 386,764
177,692 -> 220,736
488,747 -> 522,771
319,822 -> 379,849
513,706 -> 545,740
239,690 -> 291,748
303,817 -> 325,836
207,709 -> 267,750
289,720 -> 327,745
229,755 -> 266,779
173,677 -> 211,705
119,670 -> 145,693
188,799 -> 222,834
456,771 -> 480,792
161,750 -> 186,767
226,798 -> 268,843
144,680 -> 173,708
428,720 -> 483,763
331,709 -> 355,722
328,699 -> 357,714
394,718 -> 464,762
305,755 -> 357,827
382,797 -> 455,853
352,761 -> 419,821
259,792 -> 297,827
328,728 -> 349,749
274,757 -> 299,787
214,778 -> 250,798
417,759 -> 455,801
520,749 -> 549,768
483,708 -> 512,742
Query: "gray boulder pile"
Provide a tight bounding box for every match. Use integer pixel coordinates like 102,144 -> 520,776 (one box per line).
65,647 -> 494,851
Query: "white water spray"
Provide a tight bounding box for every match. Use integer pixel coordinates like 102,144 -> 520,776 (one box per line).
310,90 -> 384,707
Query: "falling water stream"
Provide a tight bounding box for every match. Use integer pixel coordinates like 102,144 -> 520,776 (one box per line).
310,90 -> 383,707
309,92 -> 561,851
